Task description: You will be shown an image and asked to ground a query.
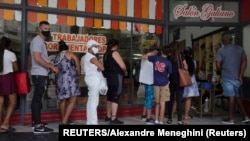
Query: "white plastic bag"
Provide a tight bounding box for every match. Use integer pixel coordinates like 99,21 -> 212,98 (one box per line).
137,84 -> 145,98
99,77 -> 108,95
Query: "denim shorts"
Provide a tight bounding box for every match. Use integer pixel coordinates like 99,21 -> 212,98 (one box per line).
221,78 -> 241,97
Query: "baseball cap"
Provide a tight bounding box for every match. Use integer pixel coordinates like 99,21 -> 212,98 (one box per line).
86,40 -> 100,48
222,33 -> 232,40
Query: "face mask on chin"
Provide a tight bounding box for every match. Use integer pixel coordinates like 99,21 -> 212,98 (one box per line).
41,31 -> 51,38
92,47 -> 99,54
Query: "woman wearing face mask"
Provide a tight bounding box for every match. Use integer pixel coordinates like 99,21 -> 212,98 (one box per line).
83,40 -> 104,125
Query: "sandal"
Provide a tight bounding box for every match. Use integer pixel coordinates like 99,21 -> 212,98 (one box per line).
0,127 -> 16,133
166,119 -> 172,124
178,121 -> 187,125
183,115 -> 193,120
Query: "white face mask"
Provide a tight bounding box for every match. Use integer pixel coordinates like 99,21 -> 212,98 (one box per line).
92,47 -> 99,54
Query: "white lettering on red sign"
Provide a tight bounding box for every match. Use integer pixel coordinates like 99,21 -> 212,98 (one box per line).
174,3 -> 235,20
47,32 -> 107,53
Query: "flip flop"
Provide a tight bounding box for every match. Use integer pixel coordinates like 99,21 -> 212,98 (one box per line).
166,119 -> 172,124
178,121 -> 187,125
183,115 -> 193,120
0,127 -> 16,133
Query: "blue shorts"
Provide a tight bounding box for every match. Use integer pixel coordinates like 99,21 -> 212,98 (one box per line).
221,78 -> 241,97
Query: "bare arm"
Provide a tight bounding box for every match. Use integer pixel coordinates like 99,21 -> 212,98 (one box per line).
216,60 -> 222,72
141,52 -> 154,60
70,52 -> 81,78
239,55 -> 247,83
90,57 -> 104,72
112,51 -> 128,76
13,61 -> 18,72
33,52 -> 58,73
183,59 -> 188,70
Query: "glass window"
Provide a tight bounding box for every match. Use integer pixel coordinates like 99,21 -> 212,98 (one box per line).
132,22 -> 163,104
0,0 -> 21,4
27,13 -> 162,110
28,0 -> 163,20
0,9 -> 22,111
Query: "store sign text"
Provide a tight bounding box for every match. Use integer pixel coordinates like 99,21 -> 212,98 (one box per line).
174,3 -> 235,21
46,32 -> 107,53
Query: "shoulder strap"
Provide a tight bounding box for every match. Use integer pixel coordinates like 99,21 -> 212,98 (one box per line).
177,53 -> 184,69
53,51 -> 65,65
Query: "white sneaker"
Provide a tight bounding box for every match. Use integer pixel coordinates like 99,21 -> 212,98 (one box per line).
155,120 -> 163,125
241,117 -> 250,123
158,121 -> 164,125
155,120 -> 159,124
222,119 -> 234,125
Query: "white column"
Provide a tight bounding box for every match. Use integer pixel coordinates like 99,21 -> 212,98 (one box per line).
48,0 -> 58,24
76,0 -> 85,27
127,0 -> 134,31
103,0 -> 111,29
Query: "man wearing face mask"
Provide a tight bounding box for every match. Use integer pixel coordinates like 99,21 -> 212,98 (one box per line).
83,40 -> 105,124
30,21 -> 59,134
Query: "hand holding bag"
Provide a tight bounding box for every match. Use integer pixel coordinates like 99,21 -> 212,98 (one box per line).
15,72 -> 31,94
177,54 -> 192,87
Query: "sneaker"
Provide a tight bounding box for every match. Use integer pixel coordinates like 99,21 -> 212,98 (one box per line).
110,118 -> 124,125
146,118 -> 155,125
31,122 -> 48,130
241,117 -> 250,123
158,122 -> 164,125
141,115 -> 146,121
155,120 -> 159,124
104,117 -> 111,122
154,120 -> 163,125
33,125 -> 53,134
222,119 -> 234,125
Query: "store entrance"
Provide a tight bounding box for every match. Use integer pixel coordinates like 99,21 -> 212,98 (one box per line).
169,26 -> 238,82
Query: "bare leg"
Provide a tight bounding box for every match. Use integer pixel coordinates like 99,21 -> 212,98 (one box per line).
235,97 -> 248,117
155,103 -> 159,121
106,101 -> 111,118
142,107 -> 146,116
146,109 -> 151,119
60,99 -> 66,123
0,96 -> 4,125
1,93 -> 16,129
227,96 -> 235,120
159,101 -> 165,122
62,96 -> 77,124
184,97 -> 192,119
111,102 -> 118,120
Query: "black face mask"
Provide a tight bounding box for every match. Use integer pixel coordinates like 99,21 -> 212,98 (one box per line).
41,31 -> 51,38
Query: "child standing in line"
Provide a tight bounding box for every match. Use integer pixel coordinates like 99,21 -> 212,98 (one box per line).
139,45 -> 159,124
142,45 -> 172,124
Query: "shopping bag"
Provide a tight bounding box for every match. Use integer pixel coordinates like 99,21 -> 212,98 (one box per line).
15,72 -> 31,94
137,84 -> 145,98
177,54 -> 192,87
178,68 -> 192,87
99,77 -> 108,96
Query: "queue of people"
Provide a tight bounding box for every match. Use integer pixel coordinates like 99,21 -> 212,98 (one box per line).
0,20 -> 249,134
